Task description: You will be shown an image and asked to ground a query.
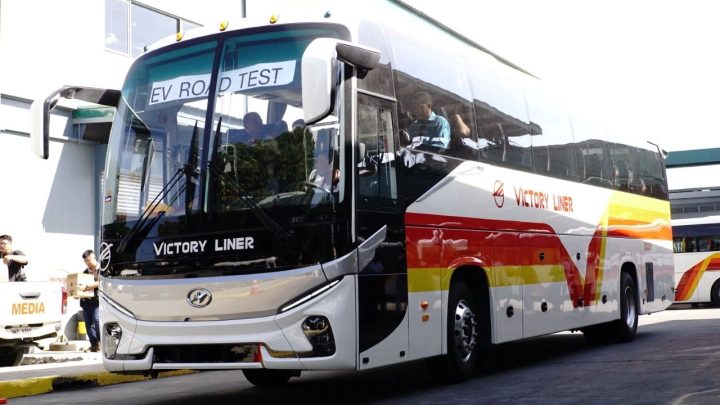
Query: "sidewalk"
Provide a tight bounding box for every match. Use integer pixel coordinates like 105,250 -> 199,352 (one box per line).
0,342 -> 193,399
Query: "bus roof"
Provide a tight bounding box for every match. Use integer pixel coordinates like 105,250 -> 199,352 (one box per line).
143,1 -> 534,78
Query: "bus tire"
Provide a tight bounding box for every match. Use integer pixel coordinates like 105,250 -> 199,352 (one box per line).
710,280 -> 720,307
242,369 -> 295,386
0,347 -> 24,367
439,280 -> 480,382
613,271 -> 639,342
583,271 -> 638,344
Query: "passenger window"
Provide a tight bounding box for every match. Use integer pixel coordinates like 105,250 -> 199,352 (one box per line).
524,84 -> 577,180
357,94 -> 398,205
470,66 -> 533,172
396,86 -> 452,152
570,112 -> 613,188
446,107 -> 478,161
608,143 -> 639,193
636,147 -> 668,199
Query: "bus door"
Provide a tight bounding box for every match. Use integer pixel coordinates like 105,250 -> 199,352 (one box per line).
355,93 -> 408,369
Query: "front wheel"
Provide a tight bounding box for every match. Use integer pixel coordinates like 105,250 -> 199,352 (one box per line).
0,347 -> 24,367
242,369 -> 296,386
436,281 -> 480,382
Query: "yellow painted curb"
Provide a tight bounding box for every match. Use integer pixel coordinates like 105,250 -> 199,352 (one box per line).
0,376 -> 56,399
1,370 -> 196,399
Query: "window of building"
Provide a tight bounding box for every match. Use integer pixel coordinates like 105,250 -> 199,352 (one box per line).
131,4 -> 176,57
105,0 -> 129,54
105,0 -> 201,57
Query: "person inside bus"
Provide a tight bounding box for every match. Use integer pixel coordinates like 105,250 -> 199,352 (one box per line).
448,112 -> 482,159
0,234 -> 28,282
407,91 -> 451,149
230,112 -> 270,144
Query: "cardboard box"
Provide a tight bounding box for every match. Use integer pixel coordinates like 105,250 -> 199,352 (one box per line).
66,273 -> 95,299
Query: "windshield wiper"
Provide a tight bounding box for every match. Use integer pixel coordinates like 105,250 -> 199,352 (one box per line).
208,118 -> 291,241
117,121 -> 200,253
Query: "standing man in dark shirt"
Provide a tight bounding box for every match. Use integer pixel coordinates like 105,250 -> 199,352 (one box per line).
78,249 -> 101,352
0,234 -> 29,282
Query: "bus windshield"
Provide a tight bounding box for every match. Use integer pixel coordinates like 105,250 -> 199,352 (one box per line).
102,26 -> 346,270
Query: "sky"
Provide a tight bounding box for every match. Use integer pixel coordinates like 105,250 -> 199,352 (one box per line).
160,0 -> 720,153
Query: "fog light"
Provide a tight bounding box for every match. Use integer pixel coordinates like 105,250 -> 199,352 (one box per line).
103,322 -> 122,359
302,316 -> 335,356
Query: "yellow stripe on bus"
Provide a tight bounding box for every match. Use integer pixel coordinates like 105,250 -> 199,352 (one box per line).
407,265 -> 568,292
608,192 -> 671,225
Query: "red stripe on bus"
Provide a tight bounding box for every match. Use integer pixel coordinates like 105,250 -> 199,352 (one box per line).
707,258 -> 720,272
675,254 -> 720,301
405,212 -> 604,307
675,260 -> 706,302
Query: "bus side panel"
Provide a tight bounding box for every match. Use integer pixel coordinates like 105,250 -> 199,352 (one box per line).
605,192 -> 674,313
674,252 -> 720,304
406,224 -> 524,346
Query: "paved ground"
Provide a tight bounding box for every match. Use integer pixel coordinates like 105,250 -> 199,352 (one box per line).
0,342 -> 191,399
0,304 -> 711,401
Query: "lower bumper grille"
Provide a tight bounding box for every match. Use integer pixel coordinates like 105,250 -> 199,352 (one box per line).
152,344 -> 260,364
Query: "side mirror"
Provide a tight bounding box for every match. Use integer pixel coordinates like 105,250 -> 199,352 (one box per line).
31,86 -> 121,159
301,39 -> 380,125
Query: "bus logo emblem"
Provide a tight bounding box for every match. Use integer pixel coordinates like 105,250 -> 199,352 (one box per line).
99,242 -> 113,272
187,288 -> 212,308
493,180 -> 505,208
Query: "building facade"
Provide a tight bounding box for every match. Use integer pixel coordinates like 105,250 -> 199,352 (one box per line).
0,1 -> 228,282
667,148 -> 720,221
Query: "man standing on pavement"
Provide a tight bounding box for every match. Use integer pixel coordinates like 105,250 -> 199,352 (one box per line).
78,249 -> 101,352
0,234 -> 29,282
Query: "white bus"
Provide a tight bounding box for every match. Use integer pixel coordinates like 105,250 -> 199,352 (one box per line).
32,1 -> 673,385
673,215 -> 720,306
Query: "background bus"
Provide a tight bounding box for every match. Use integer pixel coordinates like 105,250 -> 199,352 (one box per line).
673,215 -> 720,305
32,1 -> 673,385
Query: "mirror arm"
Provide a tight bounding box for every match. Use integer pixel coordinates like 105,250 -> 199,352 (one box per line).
31,86 -> 120,159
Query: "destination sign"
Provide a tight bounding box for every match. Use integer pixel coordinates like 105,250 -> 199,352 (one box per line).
148,60 -> 297,106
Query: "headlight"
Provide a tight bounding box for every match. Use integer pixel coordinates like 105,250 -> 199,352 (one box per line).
302,316 -> 335,356
103,322 -> 122,359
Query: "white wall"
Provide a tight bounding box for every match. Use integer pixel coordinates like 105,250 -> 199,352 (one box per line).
0,0 -> 338,278
0,0 -> 133,100
0,132 -> 96,279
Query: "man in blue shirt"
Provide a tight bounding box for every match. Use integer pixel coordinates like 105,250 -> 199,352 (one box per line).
407,91 -> 450,149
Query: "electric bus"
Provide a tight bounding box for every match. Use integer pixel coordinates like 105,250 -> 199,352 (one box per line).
32,1 -> 673,385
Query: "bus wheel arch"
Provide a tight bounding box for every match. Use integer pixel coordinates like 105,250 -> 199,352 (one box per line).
434,266 -> 491,382
450,266 -> 491,351
710,279 -> 720,307
583,263 -> 639,344
616,263 -> 639,341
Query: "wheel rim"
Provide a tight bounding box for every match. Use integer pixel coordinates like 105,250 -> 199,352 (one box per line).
623,284 -> 636,329
453,299 -> 478,362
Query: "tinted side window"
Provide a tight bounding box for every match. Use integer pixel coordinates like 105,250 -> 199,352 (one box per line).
636,147 -> 668,199
445,105 -> 478,161
470,66 -> 533,172
357,21 -> 395,96
357,94 -> 399,205
523,83 -> 577,181
608,143 -> 639,193
570,113 -> 613,188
